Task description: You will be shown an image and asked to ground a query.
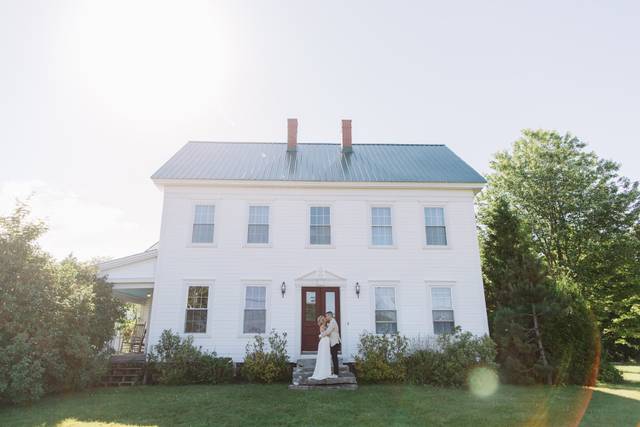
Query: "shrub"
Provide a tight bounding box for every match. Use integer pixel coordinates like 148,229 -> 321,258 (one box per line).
354,333 -> 408,383
538,277 -> 599,386
597,356 -> 624,384
492,273 -> 599,386
0,333 -> 45,404
242,330 -> 290,383
406,330 -> 498,387
147,330 -> 232,385
0,205 -> 125,403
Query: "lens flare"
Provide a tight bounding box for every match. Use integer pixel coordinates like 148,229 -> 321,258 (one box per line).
468,367 -> 499,398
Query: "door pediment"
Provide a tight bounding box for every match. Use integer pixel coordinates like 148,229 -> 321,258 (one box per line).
295,267 -> 346,285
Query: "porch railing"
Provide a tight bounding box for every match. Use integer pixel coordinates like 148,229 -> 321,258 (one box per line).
108,323 -> 146,354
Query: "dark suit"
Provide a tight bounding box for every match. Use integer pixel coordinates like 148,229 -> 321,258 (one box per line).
330,342 -> 340,375
323,318 -> 341,375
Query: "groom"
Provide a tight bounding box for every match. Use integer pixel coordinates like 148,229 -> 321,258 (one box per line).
321,311 -> 341,376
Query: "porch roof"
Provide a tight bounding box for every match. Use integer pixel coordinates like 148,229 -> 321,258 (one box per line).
98,246 -> 157,303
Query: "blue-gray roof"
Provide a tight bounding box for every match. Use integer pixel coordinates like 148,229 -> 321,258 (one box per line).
151,142 -> 486,184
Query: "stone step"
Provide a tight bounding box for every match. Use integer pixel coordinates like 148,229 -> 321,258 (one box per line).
291,358 -> 357,391
299,375 -> 357,386
296,358 -> 344,368
289,383 -> 358,391
292,372 -> 356,385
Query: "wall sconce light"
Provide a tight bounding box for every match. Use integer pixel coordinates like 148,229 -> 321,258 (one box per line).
281,281 -> 286,298
355,282 -> 360,299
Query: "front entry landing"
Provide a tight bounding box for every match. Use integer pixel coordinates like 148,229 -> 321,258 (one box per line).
300,287 -> 340,352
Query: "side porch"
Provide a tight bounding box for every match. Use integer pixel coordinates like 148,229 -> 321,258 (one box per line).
98,246 -> 158,358
103,282 -> 154,386
109,282 -> 154,355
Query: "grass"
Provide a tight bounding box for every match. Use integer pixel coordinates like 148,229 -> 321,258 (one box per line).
1,366 -> 638,427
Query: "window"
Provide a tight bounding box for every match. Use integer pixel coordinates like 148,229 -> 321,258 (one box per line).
424,207 -> 447,246
432,287 -> 455,335
185,286 -> 209,333
243,286 -> 266,333
375,287 -> 397,334
325,291 -> 336,315
304,291 -> 317,321
247,206 -> 269,244
371,207 -> 393,246
310,206 -> 331,245
192,205 -> 215,243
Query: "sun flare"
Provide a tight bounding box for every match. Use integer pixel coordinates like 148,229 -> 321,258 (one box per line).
468,367 -> 499,398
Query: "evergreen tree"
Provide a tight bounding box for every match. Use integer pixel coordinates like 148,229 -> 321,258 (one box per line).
480,198 -> 552,384
480,198 -> 598,385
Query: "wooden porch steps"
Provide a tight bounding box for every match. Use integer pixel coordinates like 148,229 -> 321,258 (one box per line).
289,358 -> 358,390
102,354 -> 146,387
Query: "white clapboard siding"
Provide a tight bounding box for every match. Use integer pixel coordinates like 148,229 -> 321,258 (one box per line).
142,184 -> 489,362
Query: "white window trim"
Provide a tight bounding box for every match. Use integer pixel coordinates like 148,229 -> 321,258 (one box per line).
421,203 -> 451,249
182,279 -> 214,337
367,203 -> 397,249
238,281 -> 271,337
369,282 -> 400,335
427,281 -> 456,335
187,200 -> 218,248
306,203 -> 335,249
243,203 -> 273,248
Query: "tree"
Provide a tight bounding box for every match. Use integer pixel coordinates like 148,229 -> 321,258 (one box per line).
479,198 -> 529,321
484,130 -> 640,358
480,198 -> 598,385
480,198 -> 553,384
0,204 -> 124,403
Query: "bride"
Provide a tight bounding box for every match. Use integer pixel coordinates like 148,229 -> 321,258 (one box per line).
310,315 -> 336,380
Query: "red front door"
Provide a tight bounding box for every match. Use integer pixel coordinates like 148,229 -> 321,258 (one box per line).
301,287 -> 340,352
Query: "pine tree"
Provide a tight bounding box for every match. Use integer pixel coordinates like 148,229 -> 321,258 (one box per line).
480,198 -> 554,384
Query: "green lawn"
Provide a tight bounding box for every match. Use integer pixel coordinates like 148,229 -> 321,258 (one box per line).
1,368 -> 638,427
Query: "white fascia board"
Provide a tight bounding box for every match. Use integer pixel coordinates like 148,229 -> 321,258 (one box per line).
98,249 -> 158,273
111,280 -> 155,288
152,179 -> 485,192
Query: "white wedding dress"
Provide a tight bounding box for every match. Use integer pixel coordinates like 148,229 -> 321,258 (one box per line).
310,333 -> 333,380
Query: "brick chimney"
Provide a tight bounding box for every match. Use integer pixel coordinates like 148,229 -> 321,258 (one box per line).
341,119 -> 352,152
287,118 -> 298,151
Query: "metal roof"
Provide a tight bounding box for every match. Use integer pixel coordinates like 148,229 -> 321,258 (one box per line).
151,142 -> 486,184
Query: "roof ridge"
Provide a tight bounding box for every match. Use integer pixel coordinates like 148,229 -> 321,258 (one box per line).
187,141 -> 446,147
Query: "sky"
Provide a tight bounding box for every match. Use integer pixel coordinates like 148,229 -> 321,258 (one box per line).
1,0 -> 639,260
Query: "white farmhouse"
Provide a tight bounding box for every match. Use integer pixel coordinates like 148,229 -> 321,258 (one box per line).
99,119 -> 489,363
